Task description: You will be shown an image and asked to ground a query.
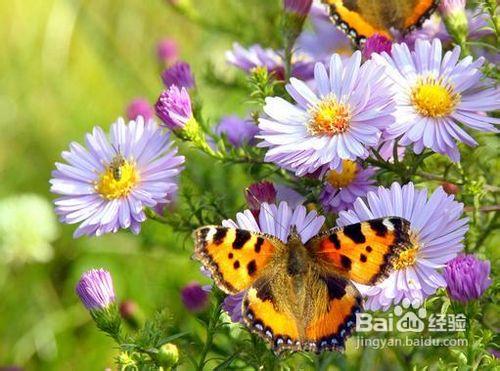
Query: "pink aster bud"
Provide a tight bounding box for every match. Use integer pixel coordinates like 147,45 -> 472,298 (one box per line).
439,0 -> 468,47
245,181 -> 277,211
442,182 -> 460,195
126,98 -> 154,121
161,61 -> 195,89
284,0 -> 313,17
362,33 -> 392,60
119,299 -> 144,329
181,281 -> 209,312
156,38 -> 179,66
76,269 -> 116,310
155,85 -> 194,131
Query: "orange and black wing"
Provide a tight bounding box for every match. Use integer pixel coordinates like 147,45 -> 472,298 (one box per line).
322,0 -> 439,45
303,273 -> 362,352
306,217 -> 412,285
193,226 -> 282,294
242,273 -> 362,353
242,277 -> 302,353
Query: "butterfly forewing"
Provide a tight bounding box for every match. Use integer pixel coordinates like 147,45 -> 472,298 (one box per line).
193,226 -> 283,294
306,217 -> 412,285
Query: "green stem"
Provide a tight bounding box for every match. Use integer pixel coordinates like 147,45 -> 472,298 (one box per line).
197,295 -> 223,371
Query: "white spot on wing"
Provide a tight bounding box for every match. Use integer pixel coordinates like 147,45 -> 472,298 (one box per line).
382,219 -> 395,231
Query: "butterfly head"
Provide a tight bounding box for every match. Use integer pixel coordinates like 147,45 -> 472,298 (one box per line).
287,225 -> 302,243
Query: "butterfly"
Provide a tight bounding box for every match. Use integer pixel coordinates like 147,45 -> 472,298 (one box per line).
193,216 -> 412,353
321,0 -> 440,45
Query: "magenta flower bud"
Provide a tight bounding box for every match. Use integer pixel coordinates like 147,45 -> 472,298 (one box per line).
181,282 -> 209,312
76,269 -> 116,310
126,98 -> 153,121
156,38 -> 179,66
362,33 -> 392,59
155,85 -> 193,130
215,116 -> 259,148
161,61 -> 195,89
245,181 -> 277,211
284,0 -> 313,16
439,0 -> 466,17
444,255 -> 492,303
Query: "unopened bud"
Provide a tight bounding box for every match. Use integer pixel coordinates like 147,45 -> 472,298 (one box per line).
442,182 -> 459,195
156,343 -> 179,368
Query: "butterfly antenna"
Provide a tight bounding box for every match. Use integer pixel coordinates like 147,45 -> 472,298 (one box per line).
245,187 -> 289,237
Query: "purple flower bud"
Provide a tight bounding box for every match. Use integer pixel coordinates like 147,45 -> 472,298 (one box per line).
444,255 -> 492,303
439,0 -> 466,17
155,85 -> 193,130
215,116 -> 259,148
126,98 -> 153,121
362,33 -> 392,60
181,282 -> 209,312
76,269 -> 116,310
284,0 -> 313,16
161,61 -> 195,89
222,290 -> 245,323
156,38 -> 179,66
245,181 -> 277,211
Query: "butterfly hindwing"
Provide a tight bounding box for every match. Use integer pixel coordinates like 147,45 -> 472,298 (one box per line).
323,0 -> 439,45
193,226 -> 282,294
306,217 -> 412,285
242,277 -> 301,352
242,271 -> 362,353
304,273 -> 362,352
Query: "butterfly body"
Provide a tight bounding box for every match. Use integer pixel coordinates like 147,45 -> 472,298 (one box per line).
322,0 -> 440,45
193,217 -> 412,353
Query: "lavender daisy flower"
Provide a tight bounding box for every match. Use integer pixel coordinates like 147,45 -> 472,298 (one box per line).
156,38 -> 179,66
258,51 -> 395,176
222,201 -> 325,322
76,269 -> 116,310
337,182 -> 468,310
155,85 -> 194,131
225,43 -> 314,81
50,117 -> 184,237
181,282 -> 209,312
215,116 -> 259,147
319,160 -> 376,213
444,255 -> 492,302
161,61 -> 195,89
374,38 -> 500,162
296,2 -> 352,61
126,98 -> 153,121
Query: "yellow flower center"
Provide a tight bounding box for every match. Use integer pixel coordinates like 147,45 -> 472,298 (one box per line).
410,77 -> 460,118
393,230 -> 420,270
95,157 -> 139,200
325,160 -> 358,188
308,95 -> 351,136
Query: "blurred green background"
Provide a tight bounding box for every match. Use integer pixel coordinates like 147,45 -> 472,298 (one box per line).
0,0 -> 279,369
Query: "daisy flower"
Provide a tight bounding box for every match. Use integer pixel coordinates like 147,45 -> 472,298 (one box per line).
337,182 -> 468,310
225,43 -> 314,81
222,201 -> 325,321
374,38 -> 500,161
319,160 -> 376,213
50,117 -> 185,237
258,51 -> 395,176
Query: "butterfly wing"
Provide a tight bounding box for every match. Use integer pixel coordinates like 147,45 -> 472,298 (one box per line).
242,271 -> 362,353
323,0 -> 439,44
242,276 -> 302,352
193,226 -> 283,294
306,217 -> 412,285
303,273 -> 362,352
